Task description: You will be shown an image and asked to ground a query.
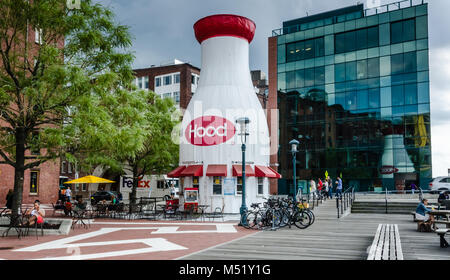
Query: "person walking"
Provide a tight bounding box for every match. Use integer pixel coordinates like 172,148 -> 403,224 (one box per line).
336,176 -> 343,199
65,186 -> 72,203
5,189 -> 14,210
327,177 -> 333,199
310,179 -> 317,200
324,179 -> 329,199
411,182 -> 417,195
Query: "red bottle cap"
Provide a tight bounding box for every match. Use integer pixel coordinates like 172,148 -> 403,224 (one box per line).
194,14 -> 256,44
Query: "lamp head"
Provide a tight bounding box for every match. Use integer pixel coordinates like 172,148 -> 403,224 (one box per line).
236,117 -> 250,144
289,139 -> 300,153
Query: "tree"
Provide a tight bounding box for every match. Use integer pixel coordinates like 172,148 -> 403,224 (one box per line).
0,0 -> 135,216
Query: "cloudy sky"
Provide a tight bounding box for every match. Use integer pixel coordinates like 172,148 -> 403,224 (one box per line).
98,0 -> 450,177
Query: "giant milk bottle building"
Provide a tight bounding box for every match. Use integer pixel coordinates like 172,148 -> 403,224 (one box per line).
269,1 -> 431,193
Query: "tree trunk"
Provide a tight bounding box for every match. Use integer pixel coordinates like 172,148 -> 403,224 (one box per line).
129,165 -> 138,215
12,127 -> 26,217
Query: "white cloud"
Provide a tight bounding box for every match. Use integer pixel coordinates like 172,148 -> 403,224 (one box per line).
430,47 -> 450,177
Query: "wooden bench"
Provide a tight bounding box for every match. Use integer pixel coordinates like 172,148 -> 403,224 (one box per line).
367,224 -> 404,260
436,229 -> 449,248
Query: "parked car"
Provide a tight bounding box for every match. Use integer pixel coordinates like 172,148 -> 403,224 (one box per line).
428,177 -> 450,194
90,191 -> 123,205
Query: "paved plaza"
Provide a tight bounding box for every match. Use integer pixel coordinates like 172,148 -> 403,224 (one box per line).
0,199 -> 448,260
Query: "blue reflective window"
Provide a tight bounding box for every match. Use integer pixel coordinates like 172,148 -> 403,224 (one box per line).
315,67 -> 325,85
346,61 -> 357,81
404,83 -> 417,105
392,85 -> 404,106
286,71 -> 296,89
367,27 -> 379,48
357,60 -> 367,80
367,58 -> 380,78
368,88 -> 380,108
296,69 -> 305,88
335,63 -> 346,82
356,29 -> 367,50
357,90 -> 369,110
286,37 -> 325,62
346,91 -> 357,110
305,68 -> 315,87
391,19 -> 415,44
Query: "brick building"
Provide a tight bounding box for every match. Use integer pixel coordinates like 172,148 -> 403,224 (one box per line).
0,25 -> 61,206
133,59 -> 201,110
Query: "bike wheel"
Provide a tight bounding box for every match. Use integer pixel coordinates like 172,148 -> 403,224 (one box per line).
265,209 -> 282,228
243,211 -> 258,229
293,211 -> 311,229
279,209 -> 290,228
306,210 -> 315,225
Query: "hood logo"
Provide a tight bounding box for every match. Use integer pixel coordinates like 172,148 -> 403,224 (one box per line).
185,116 -> 236,146
380,166 -> 399,175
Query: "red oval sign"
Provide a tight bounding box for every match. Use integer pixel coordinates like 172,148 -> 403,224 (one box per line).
185,116 -> 236,146
380,166 -> 399,175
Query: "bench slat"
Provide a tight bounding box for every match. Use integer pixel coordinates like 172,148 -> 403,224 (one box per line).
375,224 -> 386,260
394,224 -> 404,260
382,224 -> 391,260
368,224 -> 383,260
390,224 -> 396,260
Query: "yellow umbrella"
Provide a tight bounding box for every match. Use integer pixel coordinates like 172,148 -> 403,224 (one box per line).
64,175 -> 115,184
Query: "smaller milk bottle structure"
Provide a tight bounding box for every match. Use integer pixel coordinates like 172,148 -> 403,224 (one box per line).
167,14 -> 281,214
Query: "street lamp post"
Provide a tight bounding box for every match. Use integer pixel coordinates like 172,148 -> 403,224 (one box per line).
289,139 -> 299,202
236,117 -> 250,226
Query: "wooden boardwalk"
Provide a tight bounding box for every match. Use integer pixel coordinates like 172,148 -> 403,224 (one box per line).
181,200 -> 450,260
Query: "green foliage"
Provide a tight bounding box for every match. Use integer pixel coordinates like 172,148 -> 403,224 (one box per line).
0,0 -> 179,211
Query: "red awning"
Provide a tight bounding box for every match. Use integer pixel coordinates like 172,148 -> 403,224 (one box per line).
206,165 -> 227,176
180,165 -> 203,177
268,167 -> 282,179
232,165 -> 255,177
167,166 -> 186,178
254,165 -> 279,178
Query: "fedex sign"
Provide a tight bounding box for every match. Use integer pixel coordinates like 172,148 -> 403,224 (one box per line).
185,116 -> 235,146
122,177 -> 151,188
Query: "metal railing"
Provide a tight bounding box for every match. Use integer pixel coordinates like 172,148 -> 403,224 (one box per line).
336,186 -> 355,218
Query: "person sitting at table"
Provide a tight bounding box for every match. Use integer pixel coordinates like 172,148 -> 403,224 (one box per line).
438,191 -> 449,204
415,198 -> 434,226
25,200 -> 45,227
74,197 -> 87,211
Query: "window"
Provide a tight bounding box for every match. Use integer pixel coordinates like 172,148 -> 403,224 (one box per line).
368,88 -> 380,108
61,161 -> 66,174
173,91 -> 180,103
345,62 -> 356,81
357,60 -> 367,80
138,77 -> 143,89
144,76 -> 149,89
257,178 -> 264,195
67,162 -> 72,174
335,27 -> 379,54
174,73 -> 180,84
155,77 -> 161,87
236,177 -> 243,195
392,85 -> 404,106
157,180 -> 165,189
305,68 -> 315,87
404,83 -> 417,105
163,75 -> 172,85
391,52 -> 417,76
335,63 -> 346,83
82,184 -> 87,192
191,75 -> 196,85
295,69 -> 305,88
315,67 -> 325,86
213,176 -> 222,195
193,177 -> 199,189
30,171 -> 39,194
34,28 -> 43,44
286,37 -> 325,62
367,58 -> 380,78
391,19 -> 415,44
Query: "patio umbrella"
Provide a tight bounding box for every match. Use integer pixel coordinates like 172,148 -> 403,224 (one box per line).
63,175 -> 115,184
64,175 -> 116,204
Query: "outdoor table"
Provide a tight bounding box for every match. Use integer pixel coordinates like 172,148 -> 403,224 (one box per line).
197,205 -> 210,221
72,209 -> 88,229
0,207 -> 8,216
429,210 -> 450,230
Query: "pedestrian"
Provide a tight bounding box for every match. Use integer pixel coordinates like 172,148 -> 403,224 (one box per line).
327,177 -> 333,199
336,176 -> 343,199
310,179 -> 317,200
5,189 -> 14,210
65,186 -> 72,202
324,179 -> 329,198
411,182 -> 416,195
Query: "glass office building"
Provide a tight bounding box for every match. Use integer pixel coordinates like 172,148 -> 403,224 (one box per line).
271,1 -> 431,193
